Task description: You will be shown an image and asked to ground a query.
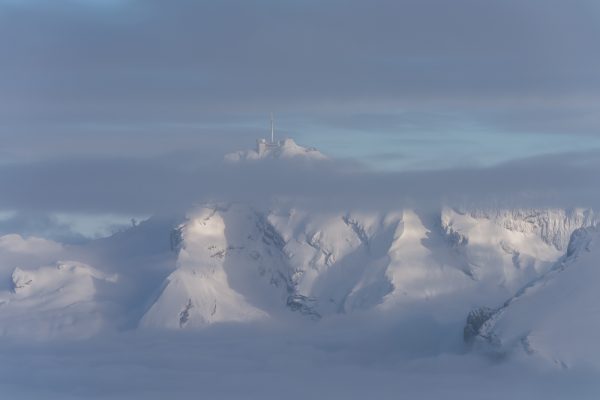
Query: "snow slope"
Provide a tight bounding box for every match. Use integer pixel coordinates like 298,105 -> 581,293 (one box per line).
469,226 -> 600,368
141,205 -> 270,329
0,235 -> 117,338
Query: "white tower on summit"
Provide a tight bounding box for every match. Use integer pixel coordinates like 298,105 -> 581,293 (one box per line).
270,112 -> 275,143
256,113 -> 279,155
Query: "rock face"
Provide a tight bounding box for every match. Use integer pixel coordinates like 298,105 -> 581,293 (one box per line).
464,307 -> 495,345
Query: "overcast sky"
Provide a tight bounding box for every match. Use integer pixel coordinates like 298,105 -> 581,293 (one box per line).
1,0 -> 600,238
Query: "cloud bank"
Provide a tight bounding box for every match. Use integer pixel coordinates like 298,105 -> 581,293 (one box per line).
0,148 -> 598,216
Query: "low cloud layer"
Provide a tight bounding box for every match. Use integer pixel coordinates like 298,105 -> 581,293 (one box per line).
0,148 -> 598,216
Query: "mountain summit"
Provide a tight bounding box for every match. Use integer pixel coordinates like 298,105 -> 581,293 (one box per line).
225,114 -> 325,161
225,137 -> 326,162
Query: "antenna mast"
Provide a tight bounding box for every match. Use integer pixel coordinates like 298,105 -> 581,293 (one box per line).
270,112 -> 274,143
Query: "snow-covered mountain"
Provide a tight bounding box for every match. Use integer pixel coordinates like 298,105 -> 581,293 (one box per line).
0,262 -> 117,339
466,225 -> 600,368
141,205 -> 272,329
0,139 -> 598,374
0,235 -> 117,338
138,202 -> 596,331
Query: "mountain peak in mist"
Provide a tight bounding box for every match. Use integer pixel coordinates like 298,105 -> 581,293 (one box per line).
225,137 -> 327,162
